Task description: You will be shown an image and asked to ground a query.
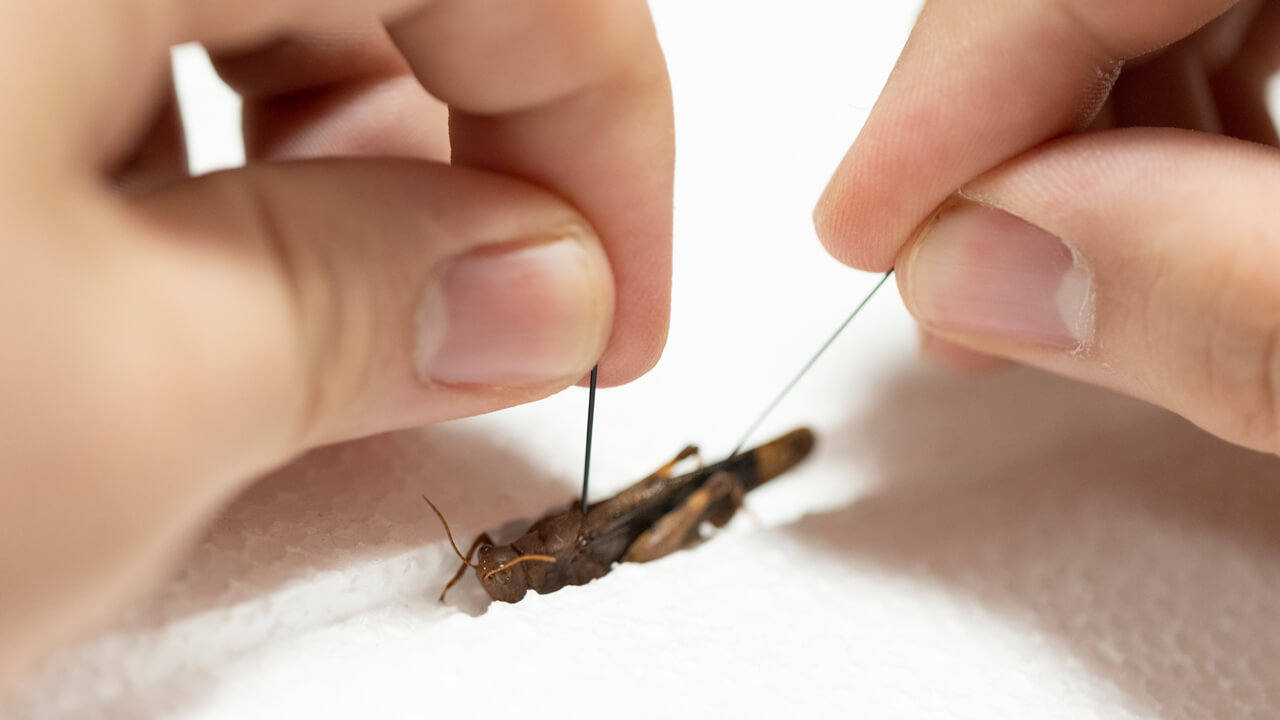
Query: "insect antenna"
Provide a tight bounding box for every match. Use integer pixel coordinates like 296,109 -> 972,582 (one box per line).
422,495 -> 479,570
482,554 -> 557,582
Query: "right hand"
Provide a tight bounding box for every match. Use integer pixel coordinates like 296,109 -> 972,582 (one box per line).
816,0 -> 1280,454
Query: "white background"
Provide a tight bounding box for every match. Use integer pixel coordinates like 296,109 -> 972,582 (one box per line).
7,2 -> 1280,719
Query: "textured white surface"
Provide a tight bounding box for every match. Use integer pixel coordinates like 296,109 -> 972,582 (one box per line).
8,2 -> 1280,719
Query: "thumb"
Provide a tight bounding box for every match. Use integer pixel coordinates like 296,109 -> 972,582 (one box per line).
135,158 -> 613,448
896,128 -> 1280,454
0,159 -> 611,676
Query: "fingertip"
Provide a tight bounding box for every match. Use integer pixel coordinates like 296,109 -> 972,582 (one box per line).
814,155 -> 917,272
389,0 -> 674,391
815,220 -> 900,273
589,290 -> 669,388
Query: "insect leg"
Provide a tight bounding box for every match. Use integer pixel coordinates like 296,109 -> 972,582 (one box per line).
701,475 -> 747,529
439,533 -> 495,602
622,471 -> 744,563
648,444 -> 702,480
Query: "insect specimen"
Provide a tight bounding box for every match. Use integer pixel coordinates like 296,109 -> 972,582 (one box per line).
423,270 -> 891,604
425,427 -> 814,603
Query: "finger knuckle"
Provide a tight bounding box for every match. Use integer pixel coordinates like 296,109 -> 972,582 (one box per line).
1254,324 -> 1280,453
236,173 -> 379,445
403,0 -> 657,114
1201,252 -> 1280,453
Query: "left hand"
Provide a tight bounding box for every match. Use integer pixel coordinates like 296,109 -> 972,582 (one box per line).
0,0 -> 673,688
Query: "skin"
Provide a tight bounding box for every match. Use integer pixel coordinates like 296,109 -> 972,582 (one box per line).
0,0 -> 671,689
816,0 -> 1280,455
5,0 -> 1280,698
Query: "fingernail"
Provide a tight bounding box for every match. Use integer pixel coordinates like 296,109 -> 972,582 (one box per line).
903,202 -> 1094,350
414,233 -> 611,386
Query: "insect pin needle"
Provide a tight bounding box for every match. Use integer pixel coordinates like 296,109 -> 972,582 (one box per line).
580,364 -> 598,515
731,269 -> 893,456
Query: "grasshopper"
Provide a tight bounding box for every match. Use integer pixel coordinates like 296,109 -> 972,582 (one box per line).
425,427 -> 814,603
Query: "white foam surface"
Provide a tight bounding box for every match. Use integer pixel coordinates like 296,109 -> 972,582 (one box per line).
7,3 -> 1280,719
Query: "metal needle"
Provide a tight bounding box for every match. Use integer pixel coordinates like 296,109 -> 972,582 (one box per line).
731,270 -> 893,455
580,364 -> 598,514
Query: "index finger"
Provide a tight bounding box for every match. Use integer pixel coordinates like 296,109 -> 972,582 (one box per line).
388,0 -> 674,386
813,0 -> 1239,271
17,0 -> 673,388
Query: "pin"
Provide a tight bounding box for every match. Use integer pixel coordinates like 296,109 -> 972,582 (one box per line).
731,269 -> 893,455
580,364 -> 598,514
576,268 -> 892,506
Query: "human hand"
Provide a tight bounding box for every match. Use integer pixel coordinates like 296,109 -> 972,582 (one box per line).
815,0 -> 1280,454
0,0 -> 671,685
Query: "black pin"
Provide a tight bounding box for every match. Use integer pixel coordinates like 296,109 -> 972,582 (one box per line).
732,269 -> 893,455
580,364 -> 598,515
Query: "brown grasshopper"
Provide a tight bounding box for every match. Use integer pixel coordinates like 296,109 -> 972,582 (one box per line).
424,427 -> 814,603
